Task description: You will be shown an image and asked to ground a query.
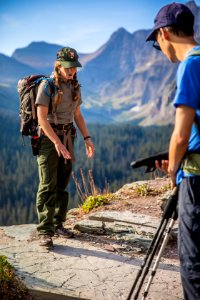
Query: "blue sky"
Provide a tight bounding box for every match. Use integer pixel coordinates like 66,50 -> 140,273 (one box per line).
1,0 -> 200,56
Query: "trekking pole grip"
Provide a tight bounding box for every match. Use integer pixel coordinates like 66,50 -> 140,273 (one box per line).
162,187 -> 178,220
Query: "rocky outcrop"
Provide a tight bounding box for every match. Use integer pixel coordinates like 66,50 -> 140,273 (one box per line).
0,178 -> 182,300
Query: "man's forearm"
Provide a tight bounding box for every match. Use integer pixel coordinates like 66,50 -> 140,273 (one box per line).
168,106 -> 195,177
168,130 -> 188,176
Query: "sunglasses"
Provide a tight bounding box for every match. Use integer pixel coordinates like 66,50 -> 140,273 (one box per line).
153,41 -> 161,51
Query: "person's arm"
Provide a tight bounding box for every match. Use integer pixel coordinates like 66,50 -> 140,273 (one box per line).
37,104 -> 71,160
74,106 -> 95,158
168,105 -> 195,188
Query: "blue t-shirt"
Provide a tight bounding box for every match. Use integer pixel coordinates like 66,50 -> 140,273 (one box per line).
173,46 -> 200,184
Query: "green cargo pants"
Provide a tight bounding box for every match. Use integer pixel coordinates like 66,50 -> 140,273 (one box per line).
36,137 -> 72,236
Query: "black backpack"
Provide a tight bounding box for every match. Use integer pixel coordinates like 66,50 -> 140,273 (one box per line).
18,74 -> 56,137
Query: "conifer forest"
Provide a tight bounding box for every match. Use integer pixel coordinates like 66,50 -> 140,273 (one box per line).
0,113 -> 173,225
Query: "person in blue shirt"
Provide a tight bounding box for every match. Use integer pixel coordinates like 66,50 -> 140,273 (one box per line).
146,3 -> 200,299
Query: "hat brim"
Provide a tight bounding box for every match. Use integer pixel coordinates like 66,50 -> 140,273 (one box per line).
59,61 -> 82,68
146,26 -> 159,42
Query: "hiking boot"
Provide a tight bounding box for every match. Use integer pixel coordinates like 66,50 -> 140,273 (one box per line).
39,234 -> 53,247
55,226 -> 74,238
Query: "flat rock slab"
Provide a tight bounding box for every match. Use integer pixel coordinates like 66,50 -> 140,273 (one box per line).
0,223 -> 183,300
74,211 -> 178,245
74,211 -> 160,238
88,211 -> 160,228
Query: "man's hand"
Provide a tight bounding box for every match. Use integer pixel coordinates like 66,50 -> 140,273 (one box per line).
155,159 -> 176,189
85,139 -> 95,158
168,168 -> 177,190
155,159 -> 169,173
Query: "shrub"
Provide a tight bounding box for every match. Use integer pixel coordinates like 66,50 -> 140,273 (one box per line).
135,183 -> 153,197
82,194 -> 114,213
0,255 -> 14,283
0,255 -> 34,299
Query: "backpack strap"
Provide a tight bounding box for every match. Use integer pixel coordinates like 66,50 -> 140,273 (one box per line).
43,77 -> 56,98
30,88 -> 37,121
186,49 -> 200,134
29,81 -> 39,132
187,49 -> 200,57
42,77 -> 58,125
52,102 -> 58,125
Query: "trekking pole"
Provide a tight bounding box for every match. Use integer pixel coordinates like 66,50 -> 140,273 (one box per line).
141,208 -> 178,300
126,187 -> 178,300
126,217 -> 168,300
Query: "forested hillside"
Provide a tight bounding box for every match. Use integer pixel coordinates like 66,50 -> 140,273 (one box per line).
0,113 -> 173,226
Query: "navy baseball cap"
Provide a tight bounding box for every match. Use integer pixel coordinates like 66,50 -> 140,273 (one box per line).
146,2 -> 194,41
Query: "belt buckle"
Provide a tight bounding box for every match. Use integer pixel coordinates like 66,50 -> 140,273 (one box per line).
63,123 -> 71,131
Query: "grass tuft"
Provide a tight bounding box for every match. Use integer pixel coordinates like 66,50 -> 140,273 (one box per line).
82,194 -> 115,213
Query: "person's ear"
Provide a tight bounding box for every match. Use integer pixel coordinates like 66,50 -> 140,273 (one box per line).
160,28 -> 170,40
56,64 -> 62,74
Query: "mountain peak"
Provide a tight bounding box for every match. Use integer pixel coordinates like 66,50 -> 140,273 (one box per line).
110,27 -> 130,39
187,0 -> 198,8
11,42 -> 64,69
13,41 -> 62,54
186,0 -> 200,13
115,27 -> 129,33
27,41 -> 62,50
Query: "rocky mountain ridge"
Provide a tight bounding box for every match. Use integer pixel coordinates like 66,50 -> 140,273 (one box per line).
1,1 -> 200,125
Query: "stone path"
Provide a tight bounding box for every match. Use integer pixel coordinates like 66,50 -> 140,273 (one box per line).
0,211 -> 183,300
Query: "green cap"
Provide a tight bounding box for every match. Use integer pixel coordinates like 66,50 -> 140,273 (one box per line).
56,47 -> 82,68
